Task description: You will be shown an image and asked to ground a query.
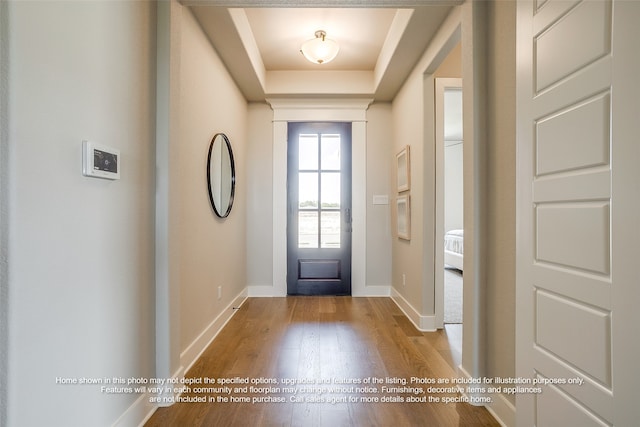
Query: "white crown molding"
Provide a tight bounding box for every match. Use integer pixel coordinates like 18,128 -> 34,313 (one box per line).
182,1 -> 463,7
267,97 -> 373,122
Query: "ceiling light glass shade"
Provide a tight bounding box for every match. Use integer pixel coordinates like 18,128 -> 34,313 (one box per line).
300,30 -> 339,65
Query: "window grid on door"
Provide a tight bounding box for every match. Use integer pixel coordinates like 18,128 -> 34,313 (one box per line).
298,133 -> 341,249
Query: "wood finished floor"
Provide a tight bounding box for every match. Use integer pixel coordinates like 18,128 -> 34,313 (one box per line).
145,297 -> 498,427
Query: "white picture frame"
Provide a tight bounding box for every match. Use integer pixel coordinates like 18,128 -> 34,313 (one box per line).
397,195 -> 411,240
396,145 -> 410,192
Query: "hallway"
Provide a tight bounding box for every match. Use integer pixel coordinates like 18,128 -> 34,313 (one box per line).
145,297 -> 498,426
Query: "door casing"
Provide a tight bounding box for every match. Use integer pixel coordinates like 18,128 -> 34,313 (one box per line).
435,77 -> 463,328
267,99 -> 379,297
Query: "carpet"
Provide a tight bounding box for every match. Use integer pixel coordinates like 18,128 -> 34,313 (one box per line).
444,267 -> 463,324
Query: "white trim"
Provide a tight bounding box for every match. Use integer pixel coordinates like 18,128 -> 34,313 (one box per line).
485,393 -> 516,427
351,121 -> 367,296
131,290 -> 248,424
247,285 -> 280,297
181,1 -> 465,7
113,364 -> 185,426
268,98 -> 373,297
434,77 -> 463,329
390,288 -> 437,332
111,392 -> 157,427
268,98 -> 372,122
155,0 -> 182,391
456,364 -> 479,396
457,365 -> 514,427
249,285 -> 390,298
271,120 -> 288,296
353,285 -> 391,297
179,290 -> 248,374
459,0 -> 487,388
157,366 -> 185,407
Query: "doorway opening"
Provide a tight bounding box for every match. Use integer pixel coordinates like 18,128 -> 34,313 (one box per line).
286,122 -> 352,295
437,79 -> 464,367
439,81 -> 464,326
435,69 -> 464,364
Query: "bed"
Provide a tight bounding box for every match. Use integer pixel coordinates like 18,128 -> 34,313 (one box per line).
444,229 -> 464,271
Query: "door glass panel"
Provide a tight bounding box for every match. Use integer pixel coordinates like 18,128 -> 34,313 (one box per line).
298,211 -> 318,248
296,132 -> 343,250
321,173 -> 340,208
321,134 -> 341,170
321,211 -> 341,248
299,134 -> 318,170
298,172 -> 318,208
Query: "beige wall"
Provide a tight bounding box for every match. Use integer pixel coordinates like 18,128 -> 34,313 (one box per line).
390,15 -> 462,319
246,103 -> 274,288
365,103 -> 393,286
390,3 -> 516,416
178,7 -> 248,351
435,42 -> 462,79
485,0 -> 516,404
4,1 -> 156,425
245,103 -> 393,294
391,69 -> 429,312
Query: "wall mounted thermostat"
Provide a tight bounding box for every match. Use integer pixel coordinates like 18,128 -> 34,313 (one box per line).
82,140 -> 120,180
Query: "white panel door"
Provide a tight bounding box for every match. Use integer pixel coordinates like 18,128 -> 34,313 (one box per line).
516,1 -> 640,425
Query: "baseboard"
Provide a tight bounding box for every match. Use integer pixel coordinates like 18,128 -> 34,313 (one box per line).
124,366 -> 185,427
113,366 -> 183,426
180,289 -> 248,373
117,291 -> 247,427
352,285 -> 391,297
248,284 -> 391,297
485,392 -> 516,427
247,285 -> 284,297
112,391 -> 157,427
457,365 -> 515,427
390,288 -> 437,331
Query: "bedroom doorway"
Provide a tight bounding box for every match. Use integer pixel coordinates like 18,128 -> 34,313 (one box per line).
435,77 -> 463,328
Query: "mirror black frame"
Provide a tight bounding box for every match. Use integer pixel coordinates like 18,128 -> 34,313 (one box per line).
206,133 -> 236,218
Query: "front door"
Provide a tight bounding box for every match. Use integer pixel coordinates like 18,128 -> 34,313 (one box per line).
287,122 -> 352,295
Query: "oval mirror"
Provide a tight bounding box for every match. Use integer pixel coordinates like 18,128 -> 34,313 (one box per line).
207,133 -> 235,218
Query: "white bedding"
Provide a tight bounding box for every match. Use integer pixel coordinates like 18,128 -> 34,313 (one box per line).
444,229 -> 463,271
444,229 -> 464,255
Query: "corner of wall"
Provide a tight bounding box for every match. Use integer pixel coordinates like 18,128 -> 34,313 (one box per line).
390,288 -> 437,332
0,0 -> 9,423
179,289 -> 248,375
123,288 -> 248,426
173,2 -> 250,394
457,365 -> 516,427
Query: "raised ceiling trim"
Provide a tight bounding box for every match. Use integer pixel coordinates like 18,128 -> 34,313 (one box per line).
375,9 -> 414,85
266,97 -> 373,121
189,5 -> 266,101
182,0 -> 463,7
266,70 -> 375,97
188,1 -> 458,101
228,8 -> 266,89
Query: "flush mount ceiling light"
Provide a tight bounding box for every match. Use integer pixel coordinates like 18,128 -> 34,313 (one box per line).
300,30 -> 340,65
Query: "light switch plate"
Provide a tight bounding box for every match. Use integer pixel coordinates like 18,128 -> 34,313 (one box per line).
372,195 -> 389,205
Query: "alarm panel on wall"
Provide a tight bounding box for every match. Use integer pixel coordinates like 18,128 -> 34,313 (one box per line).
82,140 -> 120,180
